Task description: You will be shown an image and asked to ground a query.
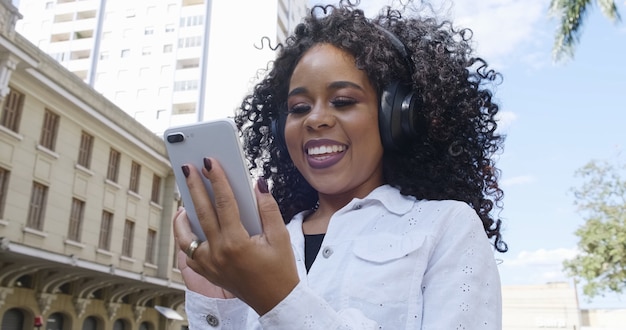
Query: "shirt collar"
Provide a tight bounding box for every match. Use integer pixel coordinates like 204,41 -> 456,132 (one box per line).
290,184 -> 416,225
360,184 -> 415,215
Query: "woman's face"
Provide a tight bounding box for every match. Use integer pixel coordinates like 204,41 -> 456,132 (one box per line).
284,43 -> 385,199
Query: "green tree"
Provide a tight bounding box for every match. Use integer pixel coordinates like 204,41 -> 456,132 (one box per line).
549,0 -> 622,62
563,160 -> 626,298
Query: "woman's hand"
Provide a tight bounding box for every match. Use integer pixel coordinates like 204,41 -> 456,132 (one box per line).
174,207 -> 235,299
173,157 -> 300,315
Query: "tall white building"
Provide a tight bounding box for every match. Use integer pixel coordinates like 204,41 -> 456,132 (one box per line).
15,0 -> 308,134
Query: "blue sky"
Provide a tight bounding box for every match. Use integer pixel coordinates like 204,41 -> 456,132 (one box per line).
309,0 -> 626,308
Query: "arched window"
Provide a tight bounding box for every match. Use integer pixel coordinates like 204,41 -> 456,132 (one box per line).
1,308 -> 24,330
113,319 -> 126,330
46,313 -> 64,330
82,316 -> 98,330
139,321 -> 152,330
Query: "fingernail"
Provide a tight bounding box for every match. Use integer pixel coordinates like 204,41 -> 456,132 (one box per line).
181,165 -> 190,178
203,157 -> 212,171
257,177 -> 269,193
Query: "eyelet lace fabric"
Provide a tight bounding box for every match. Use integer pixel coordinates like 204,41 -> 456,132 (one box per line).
185,185 -> 501,329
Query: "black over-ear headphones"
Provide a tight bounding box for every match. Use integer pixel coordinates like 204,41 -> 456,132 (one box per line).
271,24 -> 420,152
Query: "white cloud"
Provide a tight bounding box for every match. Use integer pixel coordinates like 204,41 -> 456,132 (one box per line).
495,110 -> 517,132
498,247 -> 579,284
505,248 -> 578,267
500,175 -> 535,187
449,0 -> 547,63
313,0 -> 549,65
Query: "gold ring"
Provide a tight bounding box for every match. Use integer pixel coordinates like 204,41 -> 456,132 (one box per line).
185,239 -> 201,259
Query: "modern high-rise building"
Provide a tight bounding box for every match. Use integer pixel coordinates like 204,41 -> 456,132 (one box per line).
14,0 -> 308,135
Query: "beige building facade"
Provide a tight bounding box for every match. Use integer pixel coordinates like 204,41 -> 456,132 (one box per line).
0,1 -> 186,329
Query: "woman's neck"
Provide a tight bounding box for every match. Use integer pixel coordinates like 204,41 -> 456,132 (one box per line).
302,182 -> 385,235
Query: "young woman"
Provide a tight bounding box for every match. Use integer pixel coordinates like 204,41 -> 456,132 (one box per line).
173,1 -> 507,328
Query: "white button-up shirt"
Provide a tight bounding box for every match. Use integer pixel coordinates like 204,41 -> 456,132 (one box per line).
185,185 -> 502,329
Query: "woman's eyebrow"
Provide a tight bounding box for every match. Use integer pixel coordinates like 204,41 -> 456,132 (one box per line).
328,81 -> 364,91
288,86 -> 307,97
288,81 -> 364,98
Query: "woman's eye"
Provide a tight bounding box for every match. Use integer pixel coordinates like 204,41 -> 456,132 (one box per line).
288,103 -> 311,114
331,97 -> 356,108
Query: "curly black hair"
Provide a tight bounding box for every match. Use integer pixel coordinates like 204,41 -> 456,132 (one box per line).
234,1 -> 508,253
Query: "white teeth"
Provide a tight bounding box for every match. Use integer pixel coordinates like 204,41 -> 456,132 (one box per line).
308,145 -> 345,155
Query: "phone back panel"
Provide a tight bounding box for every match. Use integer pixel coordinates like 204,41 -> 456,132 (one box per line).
163,119 -> 262,240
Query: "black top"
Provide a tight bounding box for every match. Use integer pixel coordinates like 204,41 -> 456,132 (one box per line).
304,233 -> 325,273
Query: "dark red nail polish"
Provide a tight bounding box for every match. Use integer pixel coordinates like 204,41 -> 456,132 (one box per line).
203,157 -> 212,171
257,177 -> 269,193
181,165 -> 190,178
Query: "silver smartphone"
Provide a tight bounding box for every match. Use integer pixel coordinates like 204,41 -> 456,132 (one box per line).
163,118 -> 262,241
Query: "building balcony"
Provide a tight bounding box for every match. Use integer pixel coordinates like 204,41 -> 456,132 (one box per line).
171,90 -> 198,105
48,38 -> 94,53
51,18 -> 97,34
54,0 -> 99,14
65,58 -> 91,72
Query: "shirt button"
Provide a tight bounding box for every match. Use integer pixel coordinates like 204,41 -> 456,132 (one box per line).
353,204 -> 362,210
322,246 -> 333,258
206,314 -> 219,327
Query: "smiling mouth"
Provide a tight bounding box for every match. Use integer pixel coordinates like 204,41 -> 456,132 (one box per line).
305,143 -> 347,169
307,145 -> 346,156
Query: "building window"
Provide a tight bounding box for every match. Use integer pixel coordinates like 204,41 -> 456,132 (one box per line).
107,149 -> 121,182
40,109 -> 60,151
121,49 -> 130,58
1,88 -> 25,133
122,219 -> 135,257
77,131 -> 94,168
99,211 -> 113,250
129,161 -> 141,193
145,229 -> 156,264
165,24 -> 175,33
158,87 -> 169,96
163,44 -> 173,53
27,182 -> 48,230
68,198 -> 85,241
144,26 -> 154,35
99,51 -> 109,60
180,15 -> 203,27
177,36 -> 201,48
173,80 -> 198,91
139,67 -> 150,77
142,47 -> 151,56
151,174 -> 161,204
0,168 -> 9,219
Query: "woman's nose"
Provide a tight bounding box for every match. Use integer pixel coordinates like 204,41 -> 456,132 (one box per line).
304,104 -> 336,130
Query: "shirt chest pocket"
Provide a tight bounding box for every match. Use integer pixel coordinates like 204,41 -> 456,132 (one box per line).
345,233 -> 428,304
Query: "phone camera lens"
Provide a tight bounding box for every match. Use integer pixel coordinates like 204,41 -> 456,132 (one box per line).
167,133 -> 185,143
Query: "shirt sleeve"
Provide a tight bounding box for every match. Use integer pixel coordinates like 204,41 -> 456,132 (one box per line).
186,283 -> 379,329
259,281 -> 379,330
184,289 -> 251,329
420,203 -> 502,329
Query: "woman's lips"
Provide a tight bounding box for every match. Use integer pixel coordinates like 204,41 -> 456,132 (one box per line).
304,139 -> 348,169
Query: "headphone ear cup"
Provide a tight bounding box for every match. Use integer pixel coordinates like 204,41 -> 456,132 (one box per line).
400,90 -> 419,139
270,115 -> 288,154
379,81 -> 415,150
